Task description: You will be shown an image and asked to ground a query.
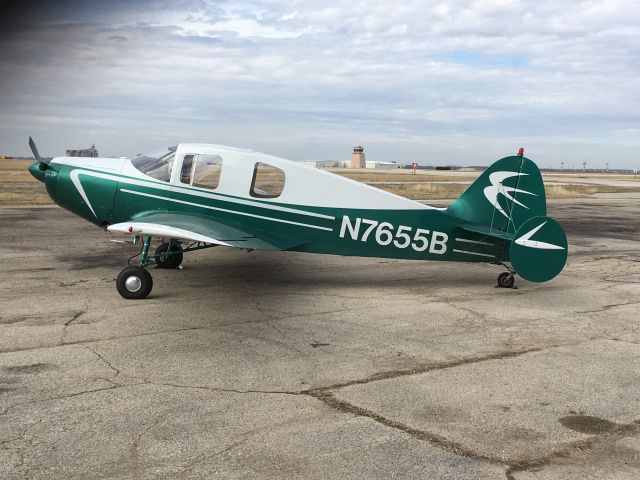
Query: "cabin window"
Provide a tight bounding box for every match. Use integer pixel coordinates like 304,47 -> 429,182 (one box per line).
192,154 -> 223,190
180,155 -> 195,184
250,162 -> 285,198
131,146 -> 176,182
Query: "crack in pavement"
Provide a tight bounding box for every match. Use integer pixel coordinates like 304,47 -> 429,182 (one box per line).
0,325 -> 231,354
16,277 -> 613,358
84,345 -> 120,377
304,345 -> 550,392
0,435 -> 26,446
59,308 -> 87,345
576,300 -> 640,315
64,310 -> 86,328
294,342 -> 640,474
95,376 -> 123,387
1,384 -> 138,416
304,385 -> 640,476
503,420 -> 640,479
145,381 -> 301,397
443,302 -> 491,325
3,338 -> 638,476
0,344 -> 576,421
32,384 -> 125,402
305,388 -> 501,464
0,306 -> 359,355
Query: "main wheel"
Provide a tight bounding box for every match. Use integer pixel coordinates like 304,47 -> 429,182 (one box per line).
154,242 -> 183,269
497,272 -> 515,289
116,266 -> 153,299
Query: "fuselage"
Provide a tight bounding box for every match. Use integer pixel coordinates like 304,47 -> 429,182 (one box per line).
32,143 -> 501,263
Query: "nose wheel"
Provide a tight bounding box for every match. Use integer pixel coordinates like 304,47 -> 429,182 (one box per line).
116,266 -> 153,299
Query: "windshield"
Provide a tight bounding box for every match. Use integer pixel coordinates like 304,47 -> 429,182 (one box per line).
131,146 -> 177,182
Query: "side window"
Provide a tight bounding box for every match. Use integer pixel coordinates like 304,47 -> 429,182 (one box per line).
180,154 -> 195,184
250,162 -> 285,198
192,154 -> 223,190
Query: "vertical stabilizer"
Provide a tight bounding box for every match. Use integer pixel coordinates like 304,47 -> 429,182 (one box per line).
447,155 -> 547,235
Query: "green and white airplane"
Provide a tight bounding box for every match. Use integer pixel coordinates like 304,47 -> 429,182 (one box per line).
28,138 -> 567,299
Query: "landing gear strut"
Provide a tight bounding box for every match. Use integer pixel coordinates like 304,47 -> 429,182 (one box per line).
115,236 -> 218,299
497,271 -> 516,289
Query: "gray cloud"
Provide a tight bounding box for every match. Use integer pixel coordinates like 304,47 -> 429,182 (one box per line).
0,0 -> 638,167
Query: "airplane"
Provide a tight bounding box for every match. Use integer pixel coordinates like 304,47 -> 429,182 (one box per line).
27,138 -> 567,299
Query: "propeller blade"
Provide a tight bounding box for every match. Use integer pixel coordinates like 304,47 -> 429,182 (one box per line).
29,136 -> 42,161
28,136 -> 51,172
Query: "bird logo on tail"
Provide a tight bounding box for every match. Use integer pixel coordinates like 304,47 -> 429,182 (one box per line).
483,171 -> 536,219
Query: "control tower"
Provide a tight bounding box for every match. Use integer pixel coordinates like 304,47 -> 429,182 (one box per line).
351,146 -> 365,168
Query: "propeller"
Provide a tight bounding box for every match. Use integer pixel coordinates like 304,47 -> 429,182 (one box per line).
29,136 -> 50,171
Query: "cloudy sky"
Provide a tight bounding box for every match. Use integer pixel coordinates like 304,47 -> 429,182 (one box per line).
0,0 -> 638,167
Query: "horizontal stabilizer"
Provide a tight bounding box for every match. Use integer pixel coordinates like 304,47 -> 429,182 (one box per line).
458,224 -> 514,242
510,216 -> 567,282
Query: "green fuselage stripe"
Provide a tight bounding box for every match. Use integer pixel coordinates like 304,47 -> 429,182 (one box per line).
120,188 -> 334,232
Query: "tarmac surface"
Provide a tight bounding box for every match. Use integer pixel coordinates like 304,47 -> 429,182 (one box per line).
1,194 -> 640,479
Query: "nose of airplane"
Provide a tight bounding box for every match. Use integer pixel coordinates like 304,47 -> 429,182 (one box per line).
28,161 -> 46,182
40,156 -> 127,226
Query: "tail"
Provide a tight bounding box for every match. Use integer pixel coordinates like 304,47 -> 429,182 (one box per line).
448,153 -> 568,283
447,154 -> 546,235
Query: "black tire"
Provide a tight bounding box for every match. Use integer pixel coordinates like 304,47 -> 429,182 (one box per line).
497,272 -> 515,289
116,266 -> 153,299
154,243 -> 183,269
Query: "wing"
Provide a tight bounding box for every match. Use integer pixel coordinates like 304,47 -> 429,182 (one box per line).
107,213 -> 308,251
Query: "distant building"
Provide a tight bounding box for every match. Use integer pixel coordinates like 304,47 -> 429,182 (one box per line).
301,160 -> 346,168
66,144 -> 98,157
365,161 -> 402,170
302,147 -> 403,170
351,146 -> 366,168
